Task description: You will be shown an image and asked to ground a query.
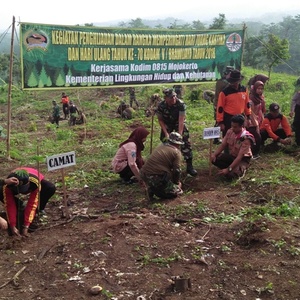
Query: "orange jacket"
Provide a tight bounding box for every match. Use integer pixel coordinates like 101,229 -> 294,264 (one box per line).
216,85 -> 251,123
260,113 -> 292,141
61,96 -> 69,104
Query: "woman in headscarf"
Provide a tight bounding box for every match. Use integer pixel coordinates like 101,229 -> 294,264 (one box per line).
248,80 -> 265,158
248,74 -> 269,91
112,126 -> 150,184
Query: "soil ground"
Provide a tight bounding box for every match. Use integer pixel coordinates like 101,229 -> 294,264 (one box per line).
0,90 -> 300,300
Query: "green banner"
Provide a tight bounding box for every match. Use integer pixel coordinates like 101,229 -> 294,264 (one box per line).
20,23 -> 244,90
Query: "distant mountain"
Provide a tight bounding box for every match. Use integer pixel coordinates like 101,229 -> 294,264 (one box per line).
93,11 -> 298,28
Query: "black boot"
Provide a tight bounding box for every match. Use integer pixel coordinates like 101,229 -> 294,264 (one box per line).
186,159 -> 197,176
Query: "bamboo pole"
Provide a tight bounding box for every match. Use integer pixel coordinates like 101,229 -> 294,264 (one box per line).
36,139 -> 41,213
6,16 -> 15,159
61,168 -> 70,218
149,110 -> 155,154
209,139 -> 212,176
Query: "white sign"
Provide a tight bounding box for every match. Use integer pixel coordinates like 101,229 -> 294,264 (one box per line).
203,127 -> 221,140
46,151 -> 76,171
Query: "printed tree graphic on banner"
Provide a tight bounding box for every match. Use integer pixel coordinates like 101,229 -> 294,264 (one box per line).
38,66 -> 48,88
46,75 -> 52,87
55,71 -> 65,87
38,78 -> 44,88
27,67 -> 39,88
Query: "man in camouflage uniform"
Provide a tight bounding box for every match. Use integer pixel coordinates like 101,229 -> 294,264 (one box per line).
129,87 -> 139,108
117,101 -> 135,119
140,132 -> 184,200
51,100 -> 60,128
156,88 -> 197,176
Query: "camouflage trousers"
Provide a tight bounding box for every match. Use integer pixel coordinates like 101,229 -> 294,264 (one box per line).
160,124 -> 193,161
140,171 -> 182,199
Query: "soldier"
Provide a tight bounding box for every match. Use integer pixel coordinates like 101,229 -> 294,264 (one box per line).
117,101 -> 135,119
51,100 -> 60,128
173,85 -> 183,98
203,90 -> 215,103
69,101 -> 80,126
156,88 -> 197,176
76,111 -> 87,125
145,93 -> 162,117
129,87 -> 139,108
140,132 -> 184,200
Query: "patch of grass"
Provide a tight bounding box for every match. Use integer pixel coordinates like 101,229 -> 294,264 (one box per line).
138,251 -> 181,267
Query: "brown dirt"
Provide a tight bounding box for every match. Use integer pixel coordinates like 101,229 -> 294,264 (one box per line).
1,94 -> 300,300
1,167 -> 300,300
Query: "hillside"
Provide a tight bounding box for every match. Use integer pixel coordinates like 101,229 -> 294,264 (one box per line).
0,71 -> 300,299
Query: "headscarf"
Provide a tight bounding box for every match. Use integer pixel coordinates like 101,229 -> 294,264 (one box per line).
119,126 -> 150,168
250,81 -> 265,106
248,74 -> 269,88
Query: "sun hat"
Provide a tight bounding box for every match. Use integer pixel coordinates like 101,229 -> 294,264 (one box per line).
226,69 -> 244,83
168,132 -> 184,145
224,66 -> 234,75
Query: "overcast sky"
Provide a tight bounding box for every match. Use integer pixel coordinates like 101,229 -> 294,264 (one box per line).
1,0 -> 299,30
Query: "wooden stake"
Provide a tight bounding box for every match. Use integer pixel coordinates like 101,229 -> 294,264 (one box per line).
61,168 -> 70,218
209,139 -> 212,176
36,139 -> 41,213
149,110 -> 155,154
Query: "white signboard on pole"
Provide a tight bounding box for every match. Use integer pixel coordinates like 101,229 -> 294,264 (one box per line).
203,127 -> 221,140
46,151 -> 76,219
46,151 -> 76,171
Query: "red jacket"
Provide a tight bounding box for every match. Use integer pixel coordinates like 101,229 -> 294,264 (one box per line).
3,167 -> 44,227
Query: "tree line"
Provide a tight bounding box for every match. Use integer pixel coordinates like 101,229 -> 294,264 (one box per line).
0,13 -> 299,85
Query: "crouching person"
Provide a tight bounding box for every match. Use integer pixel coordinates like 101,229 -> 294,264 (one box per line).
1,167 -> 56,237
140,132 -> 184,200
211,114 -> 254,180
0,177 -> 19,232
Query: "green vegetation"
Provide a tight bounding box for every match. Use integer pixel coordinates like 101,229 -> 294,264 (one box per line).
0,67 -> 300,284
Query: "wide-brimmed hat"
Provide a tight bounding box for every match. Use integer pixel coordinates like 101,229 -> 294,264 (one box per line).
224,66 -> 234,75
226,69 -> 244,83
168,132 -> 184,145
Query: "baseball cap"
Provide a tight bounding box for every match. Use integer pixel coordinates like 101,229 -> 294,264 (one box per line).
269,103 -> 280,112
